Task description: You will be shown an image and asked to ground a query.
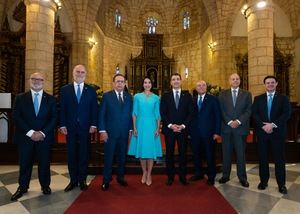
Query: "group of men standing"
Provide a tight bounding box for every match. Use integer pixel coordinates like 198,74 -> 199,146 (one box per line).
10,64 -> 291,201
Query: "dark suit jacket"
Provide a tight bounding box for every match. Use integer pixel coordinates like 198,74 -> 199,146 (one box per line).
59,83 -> 98,131
252,92 -> 291,138
160,90 -> 193,135
190,94 -> 221,138
98,90 -> 133,138
218,89 -> 252,135
13,91 -> 57,144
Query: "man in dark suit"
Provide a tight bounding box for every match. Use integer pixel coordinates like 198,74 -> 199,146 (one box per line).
11,72 -> 57,201
99,74 -> 133,191
252,75 -> 291,194
189,80 -> 221,186
60,64 -> 98,192
218,73 -> 252,187
160,73 -> 193,185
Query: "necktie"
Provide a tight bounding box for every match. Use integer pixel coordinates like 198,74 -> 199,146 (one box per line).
267,94 -> 273,120
76,84 -> 81,103
118,92 -> 123,104
232,89 -> 237,107
175,91 -> 180,109
33,92 -> 39,116
198,96 -> 202,111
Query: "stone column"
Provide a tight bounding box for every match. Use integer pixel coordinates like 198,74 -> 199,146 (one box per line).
247,0 -> 274,97
24,0 -> 57,94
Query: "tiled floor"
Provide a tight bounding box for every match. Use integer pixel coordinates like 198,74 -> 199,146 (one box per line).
0,164 -> 300,214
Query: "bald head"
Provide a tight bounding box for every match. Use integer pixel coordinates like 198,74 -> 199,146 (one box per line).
229,73 -> 240,89
195,80 -> 207,95
73,64 -> 87,84
30,72 -> 44,92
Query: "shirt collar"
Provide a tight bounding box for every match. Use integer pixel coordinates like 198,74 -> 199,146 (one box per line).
198,93 -> 206,99
267,91 -> 275,96
74,82 -> 84,87
30,89 -> 43,96
172,88 -> 181,94
231,87 -> 239,93
114,90 -> 123,95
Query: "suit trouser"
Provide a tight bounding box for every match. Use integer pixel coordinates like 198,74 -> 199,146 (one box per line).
165,132 -> 187,178
257,133 -> 286,187
221,132 -> 247,181
191,136 -> 216,180
103,136 -> 128,183
66,129 -> 90,184
18,140 -> 51,191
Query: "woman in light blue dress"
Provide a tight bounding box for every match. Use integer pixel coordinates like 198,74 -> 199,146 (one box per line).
128,77 -> 162,186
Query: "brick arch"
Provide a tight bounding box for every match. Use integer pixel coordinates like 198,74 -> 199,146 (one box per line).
273,0 -> 300,30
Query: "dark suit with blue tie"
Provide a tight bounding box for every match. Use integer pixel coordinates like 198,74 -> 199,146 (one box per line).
60,83 -> 98,184
252,92 -> 291,187
190,94 -> 221,181
13,91 -> 57,191
160,90 -> 193,179
99,90 -> 133,183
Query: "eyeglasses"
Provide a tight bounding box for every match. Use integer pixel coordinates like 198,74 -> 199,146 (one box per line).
30,78 -> 44,82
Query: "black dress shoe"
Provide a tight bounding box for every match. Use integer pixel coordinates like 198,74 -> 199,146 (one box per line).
166,177 -> 174,186
117,179 -> 128,187
207,179 -> 215,186
257,182 -> 268,190
179,177 -> 189,185
42,186 -> 52,195
64,182 -> 77,192
11,187 -> 27,201
279,186 -> 288,194
101,183 -> 109,191
79,181 -> 88,191
218,177 -> 230,184
240,180 -> 249,188
189,175 -> 204,182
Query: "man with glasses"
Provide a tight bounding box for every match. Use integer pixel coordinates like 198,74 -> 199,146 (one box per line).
11,72 -> 57,201
59,64 -> 98,192
99,74 -> 133,191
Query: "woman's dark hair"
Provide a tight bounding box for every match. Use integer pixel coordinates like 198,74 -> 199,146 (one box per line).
141,76 -> 153,92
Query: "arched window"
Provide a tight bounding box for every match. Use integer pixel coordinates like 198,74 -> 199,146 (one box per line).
183,11 -> 190,30
115,9 -> 122,28
146,17 -> 158,34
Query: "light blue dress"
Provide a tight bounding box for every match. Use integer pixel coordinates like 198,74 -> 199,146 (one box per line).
128,93 -> 163,159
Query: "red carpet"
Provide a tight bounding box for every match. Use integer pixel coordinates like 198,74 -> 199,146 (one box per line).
65,175 -> 237,214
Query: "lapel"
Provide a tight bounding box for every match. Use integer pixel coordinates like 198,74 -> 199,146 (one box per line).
236,89 -> 242,106
38,92 -> 48,117
262,93 -> 268,117
111,90 -> 123,107
225,89 -> 234,109
79,84 -> 89,104
25,92 -> 36,117
69,84 -> 78,104
168,91 -> 177,108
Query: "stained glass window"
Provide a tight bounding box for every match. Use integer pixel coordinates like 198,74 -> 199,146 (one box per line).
183,11 -> 190,30
146,17 -> 158,34
115,9 -> 121,28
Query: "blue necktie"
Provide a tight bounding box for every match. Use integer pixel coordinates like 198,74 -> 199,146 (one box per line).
33,92 -> 39,116
267,94 -> 273,120
175,91 -> 180,109
76,84 -> 81,103
198,96 -> 202,111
